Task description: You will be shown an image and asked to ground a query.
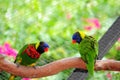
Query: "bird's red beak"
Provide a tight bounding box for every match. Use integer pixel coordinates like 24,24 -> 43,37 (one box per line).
44,48 -> 49,52
72,40 -> 76,44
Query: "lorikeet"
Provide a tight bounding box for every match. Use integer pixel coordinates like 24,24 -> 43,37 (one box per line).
72,31 -> 98,76
9,41 -> 49,80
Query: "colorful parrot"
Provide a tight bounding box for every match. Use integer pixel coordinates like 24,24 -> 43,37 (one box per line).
9,41 -> 49,80
72,31 -> 98,76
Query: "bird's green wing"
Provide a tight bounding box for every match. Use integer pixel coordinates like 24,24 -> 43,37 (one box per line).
79,36 -> 98,76
79,36 -> 94,62
94,40 -> 98,59
86,53 -> 94,75
15,44 -> 28,63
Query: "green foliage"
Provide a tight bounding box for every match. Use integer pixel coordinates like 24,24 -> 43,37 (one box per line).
0,0 -> 120,80
112,72 -> 120,80
115,49 -> 120,60
0,71 -> 10,80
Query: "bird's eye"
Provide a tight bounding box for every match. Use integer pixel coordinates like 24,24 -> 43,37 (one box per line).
43,46 -> 46,49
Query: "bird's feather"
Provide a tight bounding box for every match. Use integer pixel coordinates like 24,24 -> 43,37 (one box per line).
79,36 -> 98,76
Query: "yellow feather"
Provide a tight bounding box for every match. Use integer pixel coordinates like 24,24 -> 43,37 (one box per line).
29,63 -> 36,67
79,31 -> 85,39
9,75 -> 15,80
18,58 -> 22,63
35,42 -> 39,49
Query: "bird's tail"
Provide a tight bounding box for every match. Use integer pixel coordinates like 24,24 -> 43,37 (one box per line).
85,53 -> 95,76
86,60 -> 94,76
9,74 -> 15,80
86,56 -> 95,76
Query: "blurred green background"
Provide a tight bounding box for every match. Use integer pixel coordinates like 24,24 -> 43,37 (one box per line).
0,0 -> 120,80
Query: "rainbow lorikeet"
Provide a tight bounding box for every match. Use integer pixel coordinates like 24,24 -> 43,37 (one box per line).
9,41 -> 49,80
72,31 -> 98,76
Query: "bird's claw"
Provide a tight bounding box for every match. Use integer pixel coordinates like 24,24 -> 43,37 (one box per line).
33,66 -> 37,69
16,63 -> 20,68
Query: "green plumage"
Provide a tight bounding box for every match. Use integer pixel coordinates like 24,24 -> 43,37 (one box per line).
9,41 -> 49,80
9,44 -> 40,80
15,44 -> 39,66
79,36 -> 98,76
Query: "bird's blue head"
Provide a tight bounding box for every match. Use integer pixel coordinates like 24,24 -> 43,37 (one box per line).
36,41 -> 49,54
72,31 -> 85,44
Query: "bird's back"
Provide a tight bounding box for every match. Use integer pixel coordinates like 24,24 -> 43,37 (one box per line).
15,44 -> 40,66
79,36 -> 98,62
79,36 -> 98,76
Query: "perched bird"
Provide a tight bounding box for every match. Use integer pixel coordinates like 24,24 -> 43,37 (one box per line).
9,41 -> 49,80
72,31 -> 98,76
